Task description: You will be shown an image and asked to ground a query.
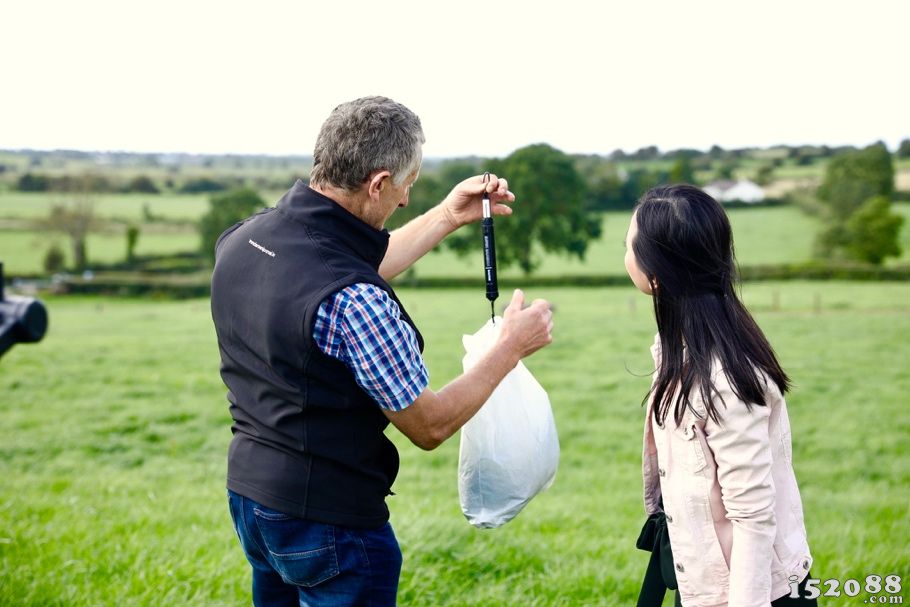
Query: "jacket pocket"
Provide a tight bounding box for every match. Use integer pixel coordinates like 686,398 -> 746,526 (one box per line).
253,506 -> 340,587
682,422 -> 708,473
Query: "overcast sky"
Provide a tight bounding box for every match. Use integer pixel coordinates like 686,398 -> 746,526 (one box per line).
3,0 -> 908,158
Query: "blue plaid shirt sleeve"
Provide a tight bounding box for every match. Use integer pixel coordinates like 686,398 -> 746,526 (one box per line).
312,283 -> 429,411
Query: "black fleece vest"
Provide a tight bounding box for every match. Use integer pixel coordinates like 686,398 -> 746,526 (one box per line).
210,181 -> 424,528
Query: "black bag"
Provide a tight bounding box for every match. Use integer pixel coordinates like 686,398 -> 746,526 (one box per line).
635,510 -> 680,607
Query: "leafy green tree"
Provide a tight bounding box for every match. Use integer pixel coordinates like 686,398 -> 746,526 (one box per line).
817,144 -> 894,219
573,155 -> 625,211
630,146 -> 660,161
713,161 -> 738,182
38,200 -> 100,271
181,177 -> 229,193
843,196 -> 904,264
793,150 -> 815,166
126,224 -> 140,263
754,164 -> 775,186
669,154 -> 696,184
446,144 -> 601,274
17,173 -> 50,192
199,187 -> 266,261
708,145 -> 725,159
815,144 -> 898,262
898,138 -> 910,158
43,243 -> 66,273
623,168 -> 663,202
814,221 -> 850,257
52,174 -> 112,193
128,175 -> 160,194
588,167 -> 626,211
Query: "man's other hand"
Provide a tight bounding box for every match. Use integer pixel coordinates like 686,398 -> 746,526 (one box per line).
497,289 -> 554,360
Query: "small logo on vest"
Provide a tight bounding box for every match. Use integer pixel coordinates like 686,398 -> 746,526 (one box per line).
248,239 -> 276,258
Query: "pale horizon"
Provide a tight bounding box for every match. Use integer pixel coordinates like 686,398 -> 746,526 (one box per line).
3,0 -> 908,159
0,137 -> 901,160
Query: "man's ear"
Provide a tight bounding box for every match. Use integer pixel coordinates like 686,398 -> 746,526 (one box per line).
367,170 -> 392,201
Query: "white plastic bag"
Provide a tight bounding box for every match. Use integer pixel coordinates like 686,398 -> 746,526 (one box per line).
458,317 -> 559,529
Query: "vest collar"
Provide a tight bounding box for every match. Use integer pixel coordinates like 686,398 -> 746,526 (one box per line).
277,180 -> 390,269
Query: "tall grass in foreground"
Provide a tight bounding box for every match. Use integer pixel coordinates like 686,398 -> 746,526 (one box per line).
1,283 -> 908,605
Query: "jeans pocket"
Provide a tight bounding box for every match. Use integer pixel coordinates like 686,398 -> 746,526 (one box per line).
253,507 -> 340,588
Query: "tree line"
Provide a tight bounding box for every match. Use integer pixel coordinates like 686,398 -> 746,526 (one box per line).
814,144 -> 903,264
7,138 -> 910,200
12,172 -> 300,195
17,139 -> 909,275
198,142 -> 905,275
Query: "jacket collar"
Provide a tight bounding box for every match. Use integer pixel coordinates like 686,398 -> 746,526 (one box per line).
651,333 -> 692,366
276,180 -> 390,269
650,332 -> 663,366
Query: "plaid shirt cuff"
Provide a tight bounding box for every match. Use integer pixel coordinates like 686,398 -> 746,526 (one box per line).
313,283 -> 428,411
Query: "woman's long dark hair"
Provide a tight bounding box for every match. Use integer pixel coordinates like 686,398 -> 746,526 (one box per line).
632,184 -> 789,426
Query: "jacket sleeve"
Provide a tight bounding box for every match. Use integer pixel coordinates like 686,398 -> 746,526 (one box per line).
704,378 -> 776,607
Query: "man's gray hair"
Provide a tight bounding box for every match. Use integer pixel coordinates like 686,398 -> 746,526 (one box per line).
309,96 -> 425,191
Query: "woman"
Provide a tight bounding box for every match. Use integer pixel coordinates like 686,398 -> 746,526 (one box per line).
625,185 -> 816,606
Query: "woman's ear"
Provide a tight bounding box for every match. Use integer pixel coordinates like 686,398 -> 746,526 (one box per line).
367,170 -> 391,201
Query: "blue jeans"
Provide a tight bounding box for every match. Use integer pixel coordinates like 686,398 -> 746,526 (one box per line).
227,490 -> 402,607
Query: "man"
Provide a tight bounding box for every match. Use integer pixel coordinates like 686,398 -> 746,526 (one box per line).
211,96 -> 553,606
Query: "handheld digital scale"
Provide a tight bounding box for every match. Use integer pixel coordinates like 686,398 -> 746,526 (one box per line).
481,172 -> 499,322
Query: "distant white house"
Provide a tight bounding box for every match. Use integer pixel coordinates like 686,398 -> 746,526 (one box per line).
703,179 -> 765,203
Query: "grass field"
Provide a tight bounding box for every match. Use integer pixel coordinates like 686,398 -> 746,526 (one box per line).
0,229 -> 199,274
4,197 -> 910,276
0,192 -> 212,222
412,206 -> 823,279
0,190 -> 210,274
1,283 -> 908,606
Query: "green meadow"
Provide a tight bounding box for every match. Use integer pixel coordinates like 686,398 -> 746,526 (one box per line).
1,283 -> 908,606
0,229 -> 199,275
0,192 -> 212,222
3,188 -> 910,276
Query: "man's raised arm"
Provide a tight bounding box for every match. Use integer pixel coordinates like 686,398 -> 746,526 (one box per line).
379,173 -> 514,280
382,288 -> 553,450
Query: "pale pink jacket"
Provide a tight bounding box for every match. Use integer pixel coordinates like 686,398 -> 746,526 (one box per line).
642,335 -> 813,607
